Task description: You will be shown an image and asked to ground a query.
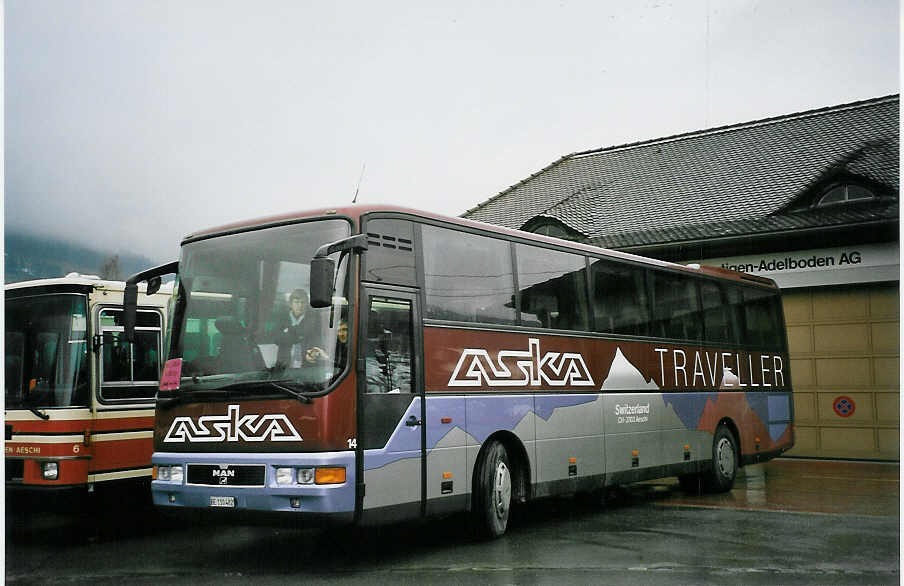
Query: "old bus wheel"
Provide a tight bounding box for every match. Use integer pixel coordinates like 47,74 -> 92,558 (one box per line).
475,441 -> 512,539
707,425 -> 738,493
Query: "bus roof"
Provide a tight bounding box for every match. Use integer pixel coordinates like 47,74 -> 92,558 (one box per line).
181,204 -> 778,290
6,274 -> 175,295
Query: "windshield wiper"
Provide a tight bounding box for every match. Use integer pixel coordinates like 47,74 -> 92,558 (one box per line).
220,379 -> 317,404
28,407 -> 50,421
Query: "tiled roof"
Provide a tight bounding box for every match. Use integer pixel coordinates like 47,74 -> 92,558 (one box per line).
590,199 -> 899,249
462,96 -> 899,246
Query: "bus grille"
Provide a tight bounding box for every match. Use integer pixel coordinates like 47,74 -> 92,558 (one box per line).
186,464 -> 265,487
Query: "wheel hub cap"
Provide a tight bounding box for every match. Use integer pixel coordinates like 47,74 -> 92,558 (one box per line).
493,461 -> 511,519
717,437 -> 734,477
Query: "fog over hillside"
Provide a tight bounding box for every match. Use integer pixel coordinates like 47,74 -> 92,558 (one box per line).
4,231 -> 163,284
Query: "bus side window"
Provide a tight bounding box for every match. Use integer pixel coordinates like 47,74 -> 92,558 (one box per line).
725,286 -> 746,344
363,218 -> 416,286
515,244 -> 589,332
590,259 -> 650,336
742,287 -> 782,350
422,225 -> 517,325
650,271 -> 702,341
364,297 -> 414,394
99,309 -> 163,401
701,280 -> 735,344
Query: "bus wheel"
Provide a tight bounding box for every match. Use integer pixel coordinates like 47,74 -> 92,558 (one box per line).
474,441 -> 512,538
706,425 -> 738,493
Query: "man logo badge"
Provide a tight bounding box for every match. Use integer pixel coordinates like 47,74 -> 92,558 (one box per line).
212,467 -> 236,484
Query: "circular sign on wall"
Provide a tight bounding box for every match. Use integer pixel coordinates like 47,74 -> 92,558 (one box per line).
833,396 -> 856,418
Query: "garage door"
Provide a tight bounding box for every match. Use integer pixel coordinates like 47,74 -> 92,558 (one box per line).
782,282 -> 899,460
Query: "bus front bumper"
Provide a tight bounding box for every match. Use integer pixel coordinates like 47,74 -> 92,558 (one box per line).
151,451 -> 356,519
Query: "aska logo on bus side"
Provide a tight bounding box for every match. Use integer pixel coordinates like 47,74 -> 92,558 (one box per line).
163,404 -> 303,443
448,338 -> 594,387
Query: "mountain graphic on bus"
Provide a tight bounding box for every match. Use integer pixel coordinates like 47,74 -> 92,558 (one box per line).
600,348 -> 660,391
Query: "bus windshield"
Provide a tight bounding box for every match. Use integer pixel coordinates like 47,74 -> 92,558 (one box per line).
5,294 -> 90,409
169,219 -> 352,393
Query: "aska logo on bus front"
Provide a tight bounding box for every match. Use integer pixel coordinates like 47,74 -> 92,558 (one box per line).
163,404 -> 303,443
448,338 -> 595,387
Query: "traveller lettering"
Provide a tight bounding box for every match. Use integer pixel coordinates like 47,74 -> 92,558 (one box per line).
654,348 -> 784,390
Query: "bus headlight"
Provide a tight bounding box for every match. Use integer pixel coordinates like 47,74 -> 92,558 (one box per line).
297,468 -> 315,484
156,465 -> 183,483
276,467 -> 295,485
42,462 -> 59,480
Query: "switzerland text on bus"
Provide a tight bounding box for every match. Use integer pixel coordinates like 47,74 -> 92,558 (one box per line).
5,275 -> 171,509
128,205 -> 792,537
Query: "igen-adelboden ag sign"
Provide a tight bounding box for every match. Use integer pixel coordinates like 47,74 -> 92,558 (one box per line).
695,243 -> 899,288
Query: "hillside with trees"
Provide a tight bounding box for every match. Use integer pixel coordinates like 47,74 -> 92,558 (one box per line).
4,231 -> 161,283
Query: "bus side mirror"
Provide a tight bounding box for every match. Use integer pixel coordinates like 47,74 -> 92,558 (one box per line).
309,234 -> 369,309
309,257 -> 336,308
123,282 -> 138,343
123,260 -> 179,343
146,276 -> 162,296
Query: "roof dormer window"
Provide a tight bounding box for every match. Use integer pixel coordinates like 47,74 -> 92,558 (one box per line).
521,218 -> 585,242
816,183 -> 875,207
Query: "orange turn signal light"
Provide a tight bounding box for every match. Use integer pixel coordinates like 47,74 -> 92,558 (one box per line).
151,465 -> 158,480
315,467 -> 346,485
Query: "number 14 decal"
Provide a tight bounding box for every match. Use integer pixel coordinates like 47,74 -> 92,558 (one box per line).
347,438 -> 357,449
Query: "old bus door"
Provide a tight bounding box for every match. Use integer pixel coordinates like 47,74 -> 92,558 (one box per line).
357,287 -> 424,521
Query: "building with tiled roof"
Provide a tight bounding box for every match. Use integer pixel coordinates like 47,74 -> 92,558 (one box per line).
465,95 -> 897,258
464,95 -> 899,461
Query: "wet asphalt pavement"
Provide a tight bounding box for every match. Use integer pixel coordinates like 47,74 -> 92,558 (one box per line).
5,459 -> 900,585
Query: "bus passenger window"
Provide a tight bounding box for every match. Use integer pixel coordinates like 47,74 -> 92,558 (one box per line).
99,309 -> 163,401
701,281 -> 735,344
422,225 -> 517,325
742,287 -> 783,350
590,259 -> 650,336
516,244 -> 589,331
365,297 -> 413,394
725,286 -> 746,344
650,272 -> 702,341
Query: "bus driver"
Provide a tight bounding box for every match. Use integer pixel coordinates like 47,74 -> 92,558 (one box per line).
275,289 -> 326,368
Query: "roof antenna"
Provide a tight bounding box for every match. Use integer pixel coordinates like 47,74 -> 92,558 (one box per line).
352,163 -> 366,203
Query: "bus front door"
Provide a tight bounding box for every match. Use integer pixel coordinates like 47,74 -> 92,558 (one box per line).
357,288 -> 424,522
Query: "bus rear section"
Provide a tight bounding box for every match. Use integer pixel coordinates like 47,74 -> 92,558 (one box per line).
133,205 -> 792,537
5,275 -> 170,511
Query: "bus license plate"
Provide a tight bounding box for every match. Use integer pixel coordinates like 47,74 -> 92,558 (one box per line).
209,496 -> 235,508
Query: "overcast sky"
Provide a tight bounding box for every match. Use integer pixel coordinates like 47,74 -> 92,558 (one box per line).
5,0 -> 900,263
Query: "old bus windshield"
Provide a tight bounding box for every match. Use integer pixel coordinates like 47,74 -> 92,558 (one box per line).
169,219 -> 352,393
5,294 -> 90,409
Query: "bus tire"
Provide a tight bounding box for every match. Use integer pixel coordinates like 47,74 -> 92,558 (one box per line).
473,440 -> 512,539
706,425 -> 738,493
